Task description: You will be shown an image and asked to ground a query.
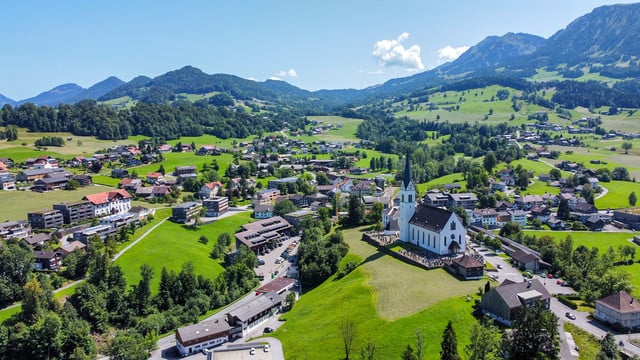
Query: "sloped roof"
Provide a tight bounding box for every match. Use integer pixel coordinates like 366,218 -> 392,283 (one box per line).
493,278 -> 550,310
409,204 -> 456,233
596,291 -> 640,314
452,255 -> 484,269
227,292 -> 282,322
83,189 -> 131,205
176,317 -> 231,344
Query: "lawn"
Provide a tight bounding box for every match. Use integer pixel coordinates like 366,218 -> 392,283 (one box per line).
0,185 -> 115,222
275,226 -> 485,359
115,211 -> 251,292
595,180 -> 640,210
521,230 -> 636,253
416,172 -> 466,195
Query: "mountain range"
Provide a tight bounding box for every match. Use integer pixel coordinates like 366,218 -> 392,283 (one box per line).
3,3 -> 640,108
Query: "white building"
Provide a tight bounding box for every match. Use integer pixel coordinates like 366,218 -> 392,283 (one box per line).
175,318 -> 231,356
83,189 -> 132,217
397,154 -> 467,255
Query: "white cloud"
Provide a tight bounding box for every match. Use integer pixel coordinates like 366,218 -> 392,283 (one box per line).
437,45 -> 470,62
372,32 -> 424,71
271,68 -> 297,81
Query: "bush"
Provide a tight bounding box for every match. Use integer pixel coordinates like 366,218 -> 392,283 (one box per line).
557,295 -> 578,309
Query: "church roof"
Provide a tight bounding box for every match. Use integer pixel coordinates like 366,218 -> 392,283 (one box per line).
403,150 -> 412,188
408,204 -> 455,233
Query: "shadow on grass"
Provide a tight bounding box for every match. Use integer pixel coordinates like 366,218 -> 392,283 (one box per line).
359,251 -> 386,266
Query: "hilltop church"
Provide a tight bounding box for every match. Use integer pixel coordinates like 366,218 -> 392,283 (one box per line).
383,154 -> 467,256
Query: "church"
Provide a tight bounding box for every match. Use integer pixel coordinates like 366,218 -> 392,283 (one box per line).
384,153 -> 467,256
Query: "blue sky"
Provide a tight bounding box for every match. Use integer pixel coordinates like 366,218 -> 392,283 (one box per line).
1,0 -> 637,100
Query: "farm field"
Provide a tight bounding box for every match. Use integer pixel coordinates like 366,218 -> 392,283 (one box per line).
0,185 -> 114,222
115,211 -> 251,293
521,230 -> 636,254
297,116 -> 363,143
130,152 -> 235,177
275,226 -> 484,359
416,172 -> 466,195
545,143 -> 640,179
595,180 -> 640,209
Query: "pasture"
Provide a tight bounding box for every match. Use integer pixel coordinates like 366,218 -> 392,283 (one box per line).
115,211 -> 251,292
129,152 -> 235,177
298,116 -> 363,143
520,230 -> 635,254
595,181 -> 640,209
276,226 -> 484,359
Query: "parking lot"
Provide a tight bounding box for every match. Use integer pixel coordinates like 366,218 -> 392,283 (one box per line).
255,236 -> 300,284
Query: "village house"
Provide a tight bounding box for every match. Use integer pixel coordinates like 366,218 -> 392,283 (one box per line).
472,208 -> 498,228
33,250 -> 62,271
145,172 -> 164,184
200,181 -> 224,199
514,195 -> 544,211
252,188 -> 281,205
481,278 -> 551,326
0,173 -> 16,191
24,233 -> 51,249
83,189 -> 132,217
253,204 -> 274,219
595,291 -> 640,330
99,212 -> 138,230
510,248 -> 541,272
73,224 -> 117,244
448,255 -> 484,280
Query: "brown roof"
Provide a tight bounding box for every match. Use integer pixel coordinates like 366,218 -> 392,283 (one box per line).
257,277 -> 296,294
452,255 -> 483,269
596,291 -> 640,314
83,189 -> 131,205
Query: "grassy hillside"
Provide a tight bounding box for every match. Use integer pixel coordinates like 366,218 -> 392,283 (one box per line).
275,227 -> 485,359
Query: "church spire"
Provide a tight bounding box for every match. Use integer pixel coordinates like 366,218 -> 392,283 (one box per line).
403,149 -> 412,188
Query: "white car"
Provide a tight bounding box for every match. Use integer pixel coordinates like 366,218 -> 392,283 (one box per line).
249,347 -> 256,355
264,344 -> 270,352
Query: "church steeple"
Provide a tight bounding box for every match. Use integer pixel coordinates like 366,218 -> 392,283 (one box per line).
402,149 -> 412,189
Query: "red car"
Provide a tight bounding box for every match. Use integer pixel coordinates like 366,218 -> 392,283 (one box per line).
547,273 -> 554,279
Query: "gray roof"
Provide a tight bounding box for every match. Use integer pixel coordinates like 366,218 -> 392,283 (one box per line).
403,150 -> 412,188
227,292 -> 282,322
409,205 -> 457,233
494,278 -> 550,310
176,317 -> 232,344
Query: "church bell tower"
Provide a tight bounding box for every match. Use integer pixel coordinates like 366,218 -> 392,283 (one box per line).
399,150 -> 415,242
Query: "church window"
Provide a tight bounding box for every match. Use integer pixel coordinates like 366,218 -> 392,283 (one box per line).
402,194 -> 404,202
409,194 -> 412,202
444,238 -> 447,246
450,221 -> 456,231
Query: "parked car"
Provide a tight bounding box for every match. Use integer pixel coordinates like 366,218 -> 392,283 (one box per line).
264,327 -> 274,333
497,264 -> 503,269
565,312 -> 576,320
249,347 -> 256,355
264,344 -> 270,352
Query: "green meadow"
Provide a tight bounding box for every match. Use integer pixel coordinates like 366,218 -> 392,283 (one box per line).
298,116 -> 363,143
595,181 -> 640,209
130,152 -> 235,177
115,211 -> 251,292
521,230 -> 635,254
275,227 -> 485,359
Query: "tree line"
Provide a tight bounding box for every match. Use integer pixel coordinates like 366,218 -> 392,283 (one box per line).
0,100 -> 307,141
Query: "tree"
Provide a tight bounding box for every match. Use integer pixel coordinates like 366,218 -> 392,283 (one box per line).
65,179 -> 81,190
157,164 -> 165,175
612,167 -> 630,181
483,152 -> 497,173
415,329 -> 425,360
4,125 -> 18,141
505,300 -> 559,359
359,341 -> 377,360
346,194 -> 365,227
109,330 -> 149,360
273,199 -> 297,216
22,278 -> 45,324
557,198 -> 571,221
630,191 -> 637,207
597,333 -> 620,360
402,344 -> 418,360
440,320 -> 460,360
341,318 -> 357,360
466,322 -> 499,360
549,168 -> 562,181
621,141 -> 632,155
